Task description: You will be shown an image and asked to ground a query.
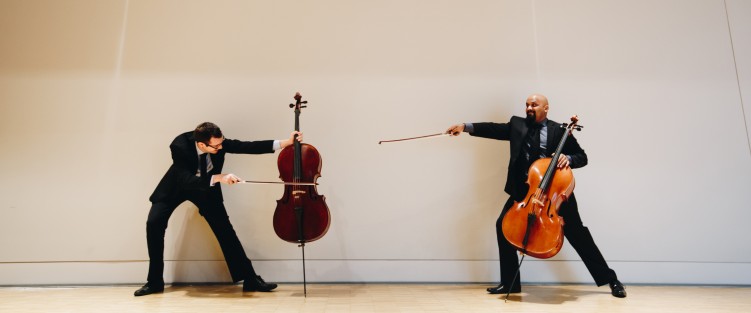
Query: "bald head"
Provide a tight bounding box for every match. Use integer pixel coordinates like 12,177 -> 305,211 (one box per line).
525,94 -> 549,123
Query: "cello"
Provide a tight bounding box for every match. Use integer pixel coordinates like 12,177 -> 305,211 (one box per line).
500,115 -> 582,299
273,92 -> 331,296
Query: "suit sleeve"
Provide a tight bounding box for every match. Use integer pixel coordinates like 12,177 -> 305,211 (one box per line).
221,139 -> 275,154
168,143 -> 212,191
562,134 -> 588,169
469,122 -> 511,141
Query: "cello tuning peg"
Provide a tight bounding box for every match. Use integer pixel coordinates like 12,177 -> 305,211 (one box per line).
301,101 -> 308,104
301,105 -> 307,108
289,103 -> 295,108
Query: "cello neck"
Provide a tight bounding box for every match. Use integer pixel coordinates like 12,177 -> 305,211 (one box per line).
292,93 -> 305,181
538,116 -> 581,191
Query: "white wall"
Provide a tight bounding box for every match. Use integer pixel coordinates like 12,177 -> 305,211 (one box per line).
1,0 -> 750,286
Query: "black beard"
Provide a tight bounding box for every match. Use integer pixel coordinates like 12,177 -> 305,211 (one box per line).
525,112 -> 536,124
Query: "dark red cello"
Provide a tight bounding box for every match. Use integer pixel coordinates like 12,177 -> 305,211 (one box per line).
273,92 -> 330,296
500,115 -> 582,300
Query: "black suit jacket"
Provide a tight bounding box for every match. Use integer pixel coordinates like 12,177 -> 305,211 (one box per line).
470,116 -> 587,200
149,131 -> 275,203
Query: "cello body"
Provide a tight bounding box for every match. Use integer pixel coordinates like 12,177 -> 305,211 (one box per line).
501,158 -> 574,259
273,143 -> 330,243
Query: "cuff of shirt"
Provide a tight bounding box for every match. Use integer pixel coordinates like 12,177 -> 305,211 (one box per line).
463,123 -> 474,133
273,140 -> 281,151
209,175 -> 217,186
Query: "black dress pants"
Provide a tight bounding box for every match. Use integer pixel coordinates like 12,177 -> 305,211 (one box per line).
145,195 -> 257,284
495,193 -> 617,287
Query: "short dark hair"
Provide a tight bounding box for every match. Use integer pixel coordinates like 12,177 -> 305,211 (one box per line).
194,122 -> 223,144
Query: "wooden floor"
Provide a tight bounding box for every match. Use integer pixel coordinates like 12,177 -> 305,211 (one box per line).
1,283 -> 749,313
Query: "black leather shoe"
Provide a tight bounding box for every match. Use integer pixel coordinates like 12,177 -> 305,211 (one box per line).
243,275 -> 278,292
487,283 -> 521,294
609,279 -> 627,298
134,283 -> 164,296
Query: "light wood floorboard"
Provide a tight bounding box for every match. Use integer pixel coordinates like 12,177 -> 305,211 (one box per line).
1,284 -> 749,312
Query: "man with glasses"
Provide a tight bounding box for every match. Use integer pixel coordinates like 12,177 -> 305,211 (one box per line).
134,122 -> 302,296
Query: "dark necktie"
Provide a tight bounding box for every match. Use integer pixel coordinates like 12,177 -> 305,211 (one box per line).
199,153 -> 208,177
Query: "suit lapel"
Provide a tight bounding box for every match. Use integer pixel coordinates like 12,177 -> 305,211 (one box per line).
545,120 -> 555,156
513,118 -> 528,163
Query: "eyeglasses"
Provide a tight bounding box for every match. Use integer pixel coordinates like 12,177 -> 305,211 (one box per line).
204,137 -> 224,150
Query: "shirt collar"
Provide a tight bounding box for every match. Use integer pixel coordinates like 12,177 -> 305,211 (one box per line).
195,142 -> 206,156
529,118 -> 547,128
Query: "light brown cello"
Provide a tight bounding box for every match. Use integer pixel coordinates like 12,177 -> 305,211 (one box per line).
500,115 -> 582,299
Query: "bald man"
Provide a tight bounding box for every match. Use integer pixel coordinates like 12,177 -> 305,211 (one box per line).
446,94 -> 626,298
